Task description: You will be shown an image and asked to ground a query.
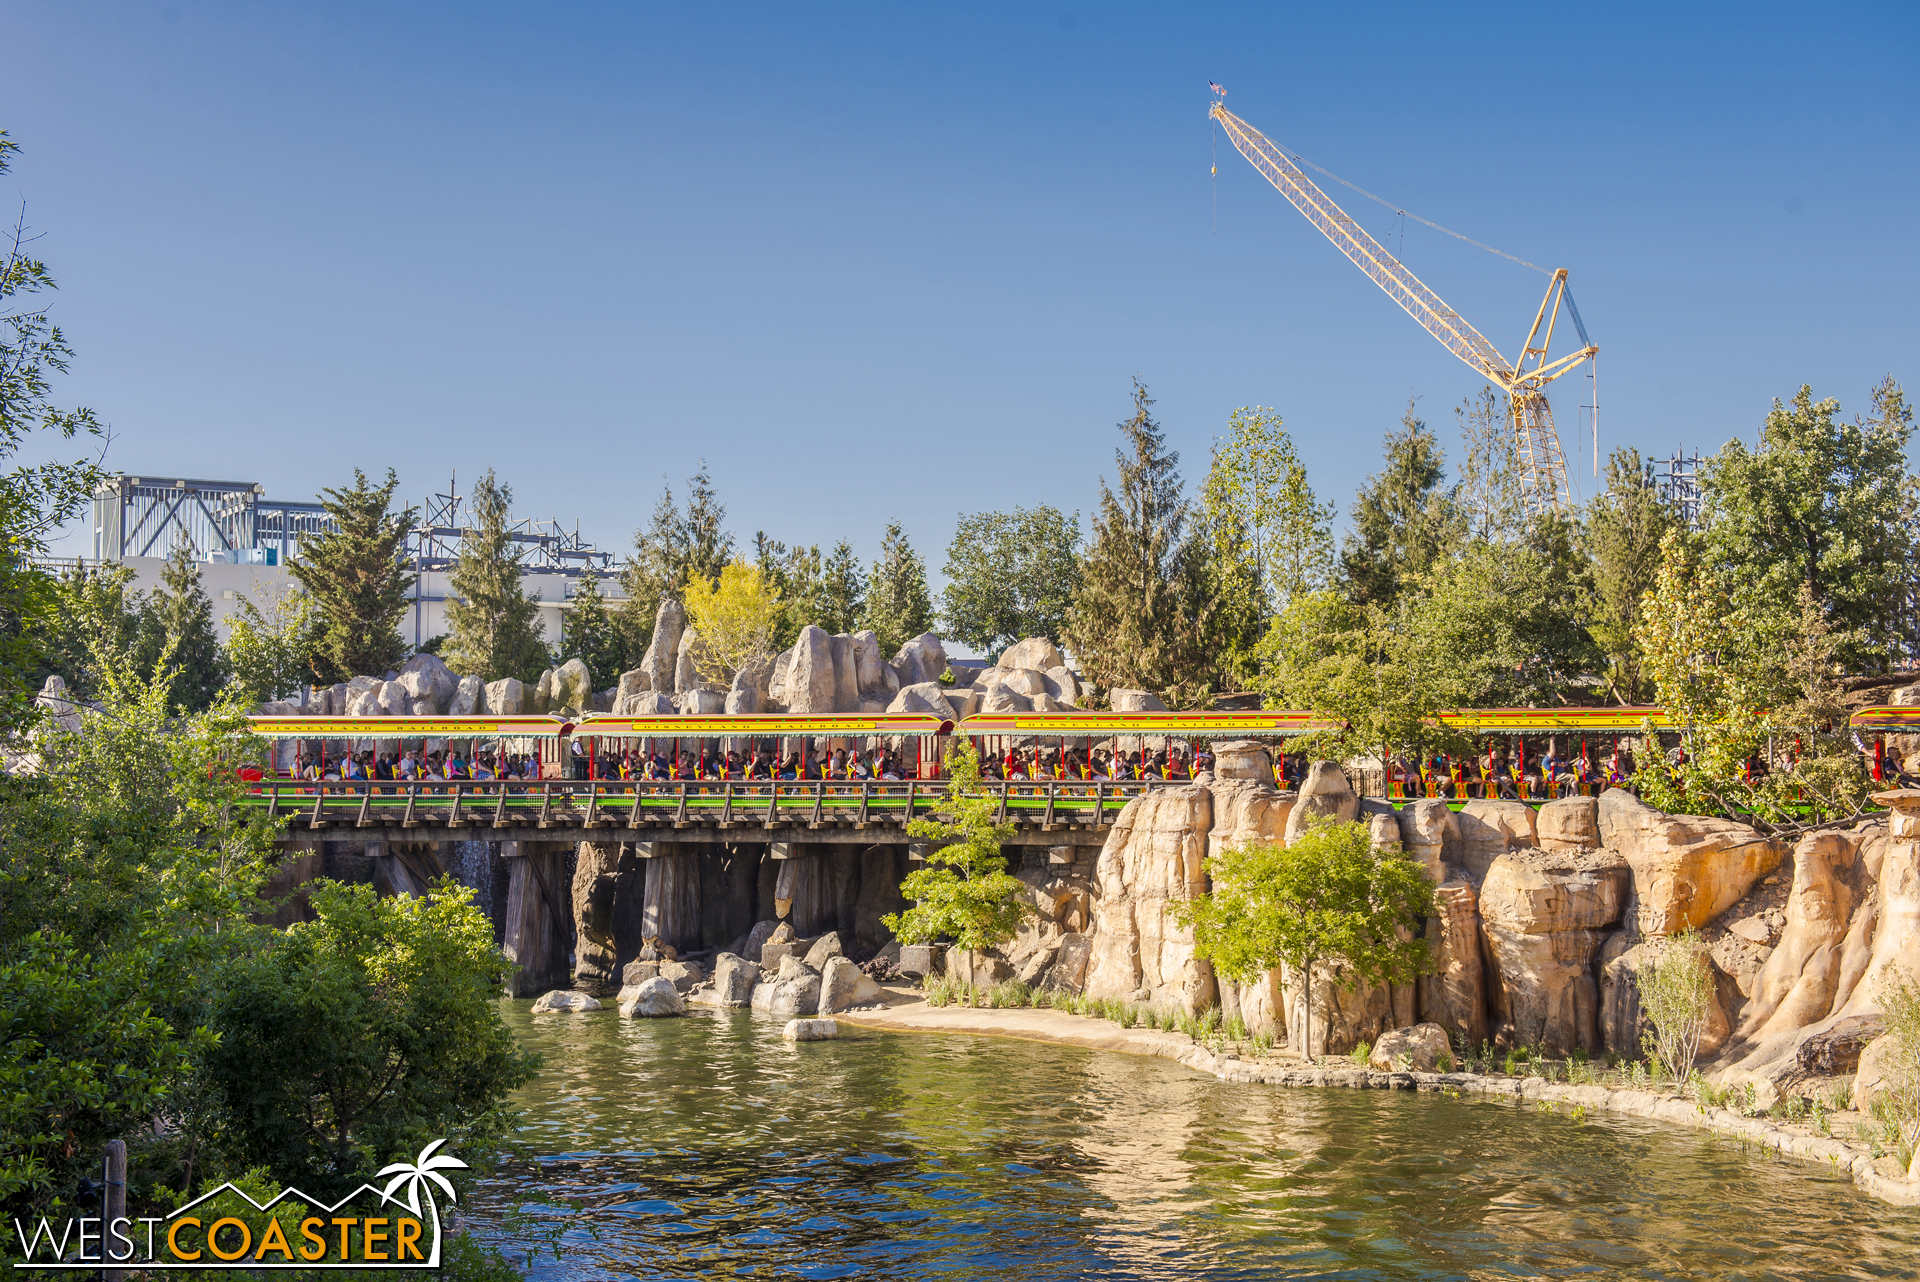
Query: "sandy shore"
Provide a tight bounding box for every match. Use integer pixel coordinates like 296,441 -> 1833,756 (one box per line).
834,988 -> 1920,1208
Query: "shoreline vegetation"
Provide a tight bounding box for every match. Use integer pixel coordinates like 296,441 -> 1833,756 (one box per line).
833,985 -> 1920,1209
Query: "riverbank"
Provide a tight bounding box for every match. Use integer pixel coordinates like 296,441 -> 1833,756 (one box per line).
836,988 -> 1920,1209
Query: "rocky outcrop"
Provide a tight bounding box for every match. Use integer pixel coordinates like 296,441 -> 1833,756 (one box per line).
891,632 -> 948,688
550,657 -> 594,714
1109,689 -> 1168,713
447,674 -> 483,716
784,626 -> 838,714
1397,800 -> 1457,881
571,840 -> 626,996
1537,797 -> 1600,852
1598,788 -> 1784,934
1085,785 -> 1214,1011
1419,877 -> 1487,1046
618,975 -> 686,1017
887,682 -> 959,720
1284,761 -> 1358,843
397,653 -> 457,710
1478,848 -> 1629,1054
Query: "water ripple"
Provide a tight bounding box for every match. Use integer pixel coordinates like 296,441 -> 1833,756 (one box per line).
469,1001 -> 1920,1280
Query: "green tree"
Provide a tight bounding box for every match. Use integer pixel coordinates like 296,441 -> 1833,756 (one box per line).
0,131 -> 108,732
1340,399 -> 1453,607
819,539 -> 865,635
206,880 -> 539,1195
1064,379 -> 1207,704
290,469 -> 417,681
619,463 -> 736,656
1585,447 -> 1673,704
1453,386 -> 1523,546
865,520 -> 933,654
140,543 -> 229,712
0,625 -> 274,1216
1174,817 -> 1433,1058
558,571 -> 625,682
1700,380 -> 1918,669
939,505 -> 1082,660
883,740 -> 1032,950
1637,928 -> 1716,1084
28,564 -> 146,702
1197,407 -> 1334,688
224,580 -> 319,705
443,470 -> 549,683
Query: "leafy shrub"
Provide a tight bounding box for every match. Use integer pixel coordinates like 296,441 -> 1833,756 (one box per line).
1638,929 -> 1717,1085
1350,1040 -> 1372,1067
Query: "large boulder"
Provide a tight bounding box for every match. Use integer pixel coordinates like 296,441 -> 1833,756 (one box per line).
744,919 -> 781,965
637,597 -> 686,695
979,684 -> 1032,714
803,932 -> 846,970
346,687 -> 387,717
380,679 -> 411,716
676,689 -> 725,714
890,632 -> 948,687
997,667 -> 1051,699
482,676 -> 525,715
887,682 -> 958,721
1397,800 -> 1458,881
726,657 -> 769,715
998,636 -> 1064,673
446,674 -> 483,716
658,959 -> 707,993
818,956 -> 885,1013
1418,877 -> 1487,1047
530,667 -> 555,714
1450,806 -> 1511,882
550,657 -> 594,714
704,953 -> 758,1006
613,667 -> 652,714
783,1017 -> 840,1041
396,653 -> 458,707
827,633 -> 860,710
626,691 -> 674,715
785,626 -> 838,714
34,675 -> 83,734
1368,1022 -> 1453,1072
1478,848 -> 1630,1054
1283,762 -> 1358,844
618,975 -> 686,1017
1085,786 -> 1217,1012
530,990 -> 601,1014
1538,797 -> 1600,852
1598,788 -> 1784,934
676,625 -> 721,695
1109,688 -> 1168,713
761,970 -> 823,1019
850,631 -> 899,699
1046,666 -> 1083,707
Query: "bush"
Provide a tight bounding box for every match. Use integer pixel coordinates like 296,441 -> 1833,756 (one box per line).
1350,1040 -> 1371,1067
1639,929 -> 1716,1085
1880,977 -> 1920,1167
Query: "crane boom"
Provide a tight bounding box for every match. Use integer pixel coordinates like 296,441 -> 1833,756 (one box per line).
1210,101 -> 1596,514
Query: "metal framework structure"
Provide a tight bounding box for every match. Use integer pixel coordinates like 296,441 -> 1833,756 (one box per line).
89,472 -> 616,578
91,475 -> 331,564
1661,450 -> 1706,531
1209,100 -> 1598,515
410,474 -> 614,576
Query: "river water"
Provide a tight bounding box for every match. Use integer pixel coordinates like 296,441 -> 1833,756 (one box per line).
468,1001 -> 1920,1280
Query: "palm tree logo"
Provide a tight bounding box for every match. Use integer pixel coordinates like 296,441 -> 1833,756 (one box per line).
377,1139 -> 469,1266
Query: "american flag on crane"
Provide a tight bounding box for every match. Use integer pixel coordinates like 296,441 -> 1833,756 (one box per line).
1208,81 -> 1226,96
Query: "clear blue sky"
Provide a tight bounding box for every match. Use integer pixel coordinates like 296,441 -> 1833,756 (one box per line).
7,2 -> 1917,578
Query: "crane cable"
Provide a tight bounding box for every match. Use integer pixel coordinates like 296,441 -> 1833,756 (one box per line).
1271,142 -> 1551,276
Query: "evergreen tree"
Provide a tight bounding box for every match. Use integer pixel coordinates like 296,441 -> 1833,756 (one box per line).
1454,386 -> 1523,546
820,539 -> 865,635
289,469 -> 417,680
865,520 -> 933,655
1585,448 -> 1673,704
443,471 -> 549,683
617,462 -> 736,656
1700,380 -> 1918,669
1340,399 -> 1454,607
940,505 -> 1082,660
1063,380 -> 1206,703
141,544 -> 228,712
558,570 -> 625,682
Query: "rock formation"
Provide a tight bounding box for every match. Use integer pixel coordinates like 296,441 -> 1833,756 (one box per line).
1477,847 -> 1628,1055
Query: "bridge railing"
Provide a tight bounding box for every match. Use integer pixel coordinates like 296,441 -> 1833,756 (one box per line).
241,776 -> 1173,832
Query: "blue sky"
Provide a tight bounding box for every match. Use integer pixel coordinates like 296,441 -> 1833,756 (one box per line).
7,2 -> 1917,579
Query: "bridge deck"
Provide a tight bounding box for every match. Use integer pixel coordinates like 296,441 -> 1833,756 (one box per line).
248,777 -> 1172,845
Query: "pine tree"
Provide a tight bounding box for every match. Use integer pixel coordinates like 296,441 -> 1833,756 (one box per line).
1063,379 -> 1206,702
864,521 -> 932,655
1586,448 -> 1673,704
617,462 -> 736,657
139,545 -> 229,712
1340,399 -> 1455,606
289,469 -> 417,680
443,470 -> 549,683
820,539 -> 867,636
558,570 -> 626,682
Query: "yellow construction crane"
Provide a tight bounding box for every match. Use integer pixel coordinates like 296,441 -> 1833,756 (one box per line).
1210,100 -> 1597,515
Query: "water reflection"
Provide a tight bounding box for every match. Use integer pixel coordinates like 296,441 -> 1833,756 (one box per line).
469,1002 -> 1920,1279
